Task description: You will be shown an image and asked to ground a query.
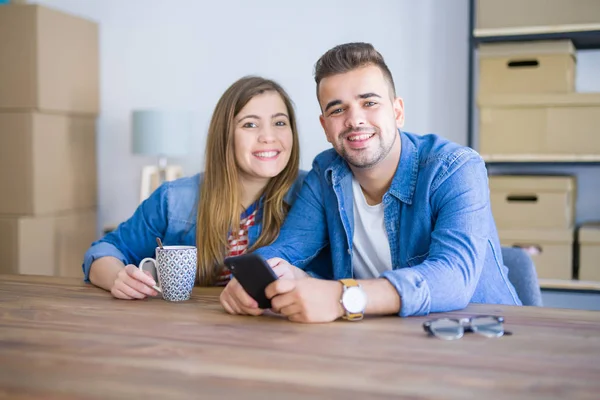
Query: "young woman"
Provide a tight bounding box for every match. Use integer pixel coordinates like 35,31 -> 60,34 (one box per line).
83,76 -> 307,299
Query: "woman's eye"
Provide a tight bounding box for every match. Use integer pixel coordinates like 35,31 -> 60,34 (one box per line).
243,122 -> 257,128
274,120 -> 287,127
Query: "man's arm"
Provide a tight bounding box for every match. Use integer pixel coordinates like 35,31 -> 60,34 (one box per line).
381,152 -> 491,316
266,151 -> 494,322
221,166 -> 331,316
255,166 -> 329,269
265,277 -> 400,323
360,279 -> 402,315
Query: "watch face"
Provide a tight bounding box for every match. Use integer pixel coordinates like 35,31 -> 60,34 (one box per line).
342,286 -> 367,314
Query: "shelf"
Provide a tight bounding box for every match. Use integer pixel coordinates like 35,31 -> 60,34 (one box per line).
473,27 -> 600,50
539,279 -> 600,293
481,154 -> 600,164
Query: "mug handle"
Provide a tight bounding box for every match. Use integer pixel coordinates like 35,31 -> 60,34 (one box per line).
138,258 -> 163,293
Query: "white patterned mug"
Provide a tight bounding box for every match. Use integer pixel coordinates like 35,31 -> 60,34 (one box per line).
139,246 -> 197,302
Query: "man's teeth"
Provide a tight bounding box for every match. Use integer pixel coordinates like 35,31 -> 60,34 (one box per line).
254,151 -> 279,158
347,133 -> 374,141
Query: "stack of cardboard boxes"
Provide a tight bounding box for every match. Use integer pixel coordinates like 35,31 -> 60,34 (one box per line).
488,175 -> 575,280
476,0 -> 600,35
476,3 -> 600,281
578,224 -> 600,282
478,40 -> 600,158
0,4 -> 98,278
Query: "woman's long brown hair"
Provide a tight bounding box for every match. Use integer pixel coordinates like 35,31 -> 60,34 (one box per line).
196,76 -> 300,286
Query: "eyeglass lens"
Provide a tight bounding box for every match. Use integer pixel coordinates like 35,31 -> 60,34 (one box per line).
470,316 -> 504,337
429,318 -> 464,340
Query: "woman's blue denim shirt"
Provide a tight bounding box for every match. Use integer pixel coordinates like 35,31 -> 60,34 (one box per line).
255,131 -> 522,316
81,171 -> 309,282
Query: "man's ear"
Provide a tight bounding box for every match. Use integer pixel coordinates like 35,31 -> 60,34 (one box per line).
393,97 -> 405,128
319,114 -> 333,144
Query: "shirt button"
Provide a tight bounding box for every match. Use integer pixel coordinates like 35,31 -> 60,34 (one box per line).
347,249 -> 351,255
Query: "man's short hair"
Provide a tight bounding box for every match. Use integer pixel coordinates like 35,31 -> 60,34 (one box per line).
314,42 -> 396,100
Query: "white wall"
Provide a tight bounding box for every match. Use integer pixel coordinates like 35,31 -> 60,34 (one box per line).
32,0 -> 469,234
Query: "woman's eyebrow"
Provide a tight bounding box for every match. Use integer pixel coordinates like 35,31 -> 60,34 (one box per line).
237,114 -> 260,123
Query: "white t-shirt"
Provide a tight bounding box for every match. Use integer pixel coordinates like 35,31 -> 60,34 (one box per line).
351,177 -> 393,279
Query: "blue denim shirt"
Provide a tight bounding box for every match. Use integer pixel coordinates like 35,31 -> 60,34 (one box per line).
81,171 -> 309,282
255,131 -> 522,316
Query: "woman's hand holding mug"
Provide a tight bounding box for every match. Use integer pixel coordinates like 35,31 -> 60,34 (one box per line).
111,264 -> 159,300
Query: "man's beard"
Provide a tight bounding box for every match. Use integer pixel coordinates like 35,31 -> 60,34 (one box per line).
336,126 -> 395,169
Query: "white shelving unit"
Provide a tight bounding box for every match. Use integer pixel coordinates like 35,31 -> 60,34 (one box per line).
467,0 -> 600,298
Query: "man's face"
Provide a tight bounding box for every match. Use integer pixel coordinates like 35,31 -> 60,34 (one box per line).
318,65 -> 404,169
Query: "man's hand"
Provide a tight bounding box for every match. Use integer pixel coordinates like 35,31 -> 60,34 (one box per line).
266,278 -> 344,323
220,257 -> 307,316
267,258 -> 309,280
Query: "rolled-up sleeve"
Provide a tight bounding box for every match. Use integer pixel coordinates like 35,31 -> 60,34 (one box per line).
381,153 -> 490,317
81,182 -> 170,282
381,268 -> 431,317
82,242 -> 127,282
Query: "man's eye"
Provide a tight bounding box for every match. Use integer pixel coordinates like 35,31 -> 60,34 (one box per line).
243,122 -> 257,128
365,101 -> 376,107
331,108 -> 343,115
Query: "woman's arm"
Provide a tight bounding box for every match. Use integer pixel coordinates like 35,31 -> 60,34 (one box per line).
89,256 -> 123,290
90,256 -> 158,299
82,181 -> 171,298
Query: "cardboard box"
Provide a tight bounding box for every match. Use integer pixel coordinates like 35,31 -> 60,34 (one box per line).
0,209 -> 97,278
578,224 -> 600,281
0,112 -> 97,215
0,4 -> 99,114
476,0 -> 600,33
478,93 -> 600,157
478,40 -> 575,96
499,229 -> 573,280
489,176 -> 575,229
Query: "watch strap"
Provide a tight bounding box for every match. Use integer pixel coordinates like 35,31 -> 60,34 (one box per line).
340,278 -> 359,288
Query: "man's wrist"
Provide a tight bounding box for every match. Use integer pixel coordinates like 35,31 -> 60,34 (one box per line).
334,281 -> 345,319
362,278 -> 401,315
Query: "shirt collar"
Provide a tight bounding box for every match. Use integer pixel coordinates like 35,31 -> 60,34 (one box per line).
325,130 -> 418,205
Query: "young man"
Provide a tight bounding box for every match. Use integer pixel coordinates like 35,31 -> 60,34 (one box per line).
220,42 -> 522,323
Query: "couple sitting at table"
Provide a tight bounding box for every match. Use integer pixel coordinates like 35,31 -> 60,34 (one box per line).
82,42 -> 522,323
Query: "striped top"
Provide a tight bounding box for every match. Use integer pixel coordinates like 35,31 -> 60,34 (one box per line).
215,204 -> 259,286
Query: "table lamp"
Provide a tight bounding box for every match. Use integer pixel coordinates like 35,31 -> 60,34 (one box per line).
132,109 -> 192,202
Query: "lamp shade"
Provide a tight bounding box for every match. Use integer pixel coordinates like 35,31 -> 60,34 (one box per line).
131,110 -> 193,157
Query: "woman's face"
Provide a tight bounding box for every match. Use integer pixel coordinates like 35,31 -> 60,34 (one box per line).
233,91 -> 294,185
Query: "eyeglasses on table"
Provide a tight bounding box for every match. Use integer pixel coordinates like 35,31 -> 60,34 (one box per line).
423,315 -> 511,340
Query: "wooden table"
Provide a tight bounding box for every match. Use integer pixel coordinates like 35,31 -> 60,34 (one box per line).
1,275 -> 599,399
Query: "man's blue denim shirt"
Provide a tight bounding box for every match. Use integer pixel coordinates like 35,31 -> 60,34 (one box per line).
81,172 -> 312,282
255,131 -> 522,316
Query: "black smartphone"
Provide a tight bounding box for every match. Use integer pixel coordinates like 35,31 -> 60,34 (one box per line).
223,253 -> 278,309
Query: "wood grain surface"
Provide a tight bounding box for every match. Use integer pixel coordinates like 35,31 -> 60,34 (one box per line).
1,274 -> 599,399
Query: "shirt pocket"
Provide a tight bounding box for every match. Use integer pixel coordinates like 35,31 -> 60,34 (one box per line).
406,251 -> 429,267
